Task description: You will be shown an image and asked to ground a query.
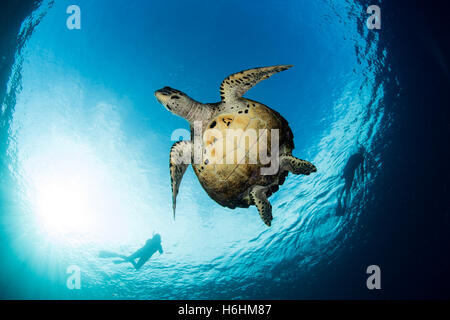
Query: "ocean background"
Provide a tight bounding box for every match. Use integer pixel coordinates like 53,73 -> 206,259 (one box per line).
0,0 -> 449,299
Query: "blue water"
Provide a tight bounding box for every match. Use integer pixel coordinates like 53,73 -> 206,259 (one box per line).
1,0 -> 448,299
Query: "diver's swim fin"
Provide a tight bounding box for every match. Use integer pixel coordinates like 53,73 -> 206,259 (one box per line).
112,259 -> 128,264
98,250 -> 121,258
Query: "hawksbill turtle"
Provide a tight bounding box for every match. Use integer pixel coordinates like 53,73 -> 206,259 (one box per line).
155,65 -> 317,226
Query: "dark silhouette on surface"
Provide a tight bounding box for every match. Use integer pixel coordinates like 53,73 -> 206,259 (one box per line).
336,147 -> 365,216
99,234 -> 163,270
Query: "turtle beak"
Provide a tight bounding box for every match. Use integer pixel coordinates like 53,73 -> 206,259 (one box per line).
155,90 -> 169,105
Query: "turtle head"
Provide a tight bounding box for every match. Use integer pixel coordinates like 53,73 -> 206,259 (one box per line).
155,87 -> 193,116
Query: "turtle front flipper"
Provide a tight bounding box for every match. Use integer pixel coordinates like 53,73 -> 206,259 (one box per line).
219,65 -> 293,103
280,155 -> 317,175
170,141 -> 192,219
250,186 -> 273,227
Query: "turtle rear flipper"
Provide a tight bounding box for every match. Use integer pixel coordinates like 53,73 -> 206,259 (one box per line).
280,155 -> 317,175
170,141 -> 192,219
250,186 -> 273,227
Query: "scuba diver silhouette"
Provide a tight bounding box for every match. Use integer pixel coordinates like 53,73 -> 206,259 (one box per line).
336,147 -> 366,216
99,234 -> 163,270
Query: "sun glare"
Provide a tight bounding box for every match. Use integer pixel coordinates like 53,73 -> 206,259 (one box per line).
36,174 -> 94,233
25,137 -> 109,237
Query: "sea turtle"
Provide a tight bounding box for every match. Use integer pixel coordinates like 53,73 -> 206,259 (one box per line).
155,65 -> 317,226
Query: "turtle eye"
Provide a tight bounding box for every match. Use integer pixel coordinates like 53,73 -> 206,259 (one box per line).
159,87 -> 173,95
